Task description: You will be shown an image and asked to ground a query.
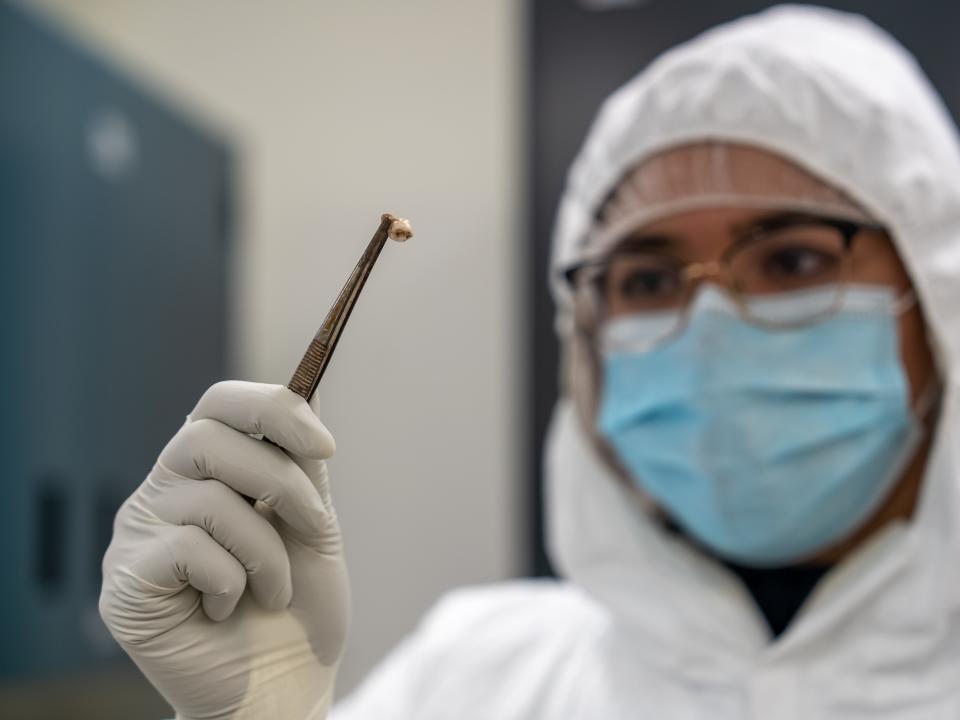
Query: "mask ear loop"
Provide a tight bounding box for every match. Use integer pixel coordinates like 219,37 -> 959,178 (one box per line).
912,378 -> 941,425
893,289 -> 942,424
893,289 -> 918,316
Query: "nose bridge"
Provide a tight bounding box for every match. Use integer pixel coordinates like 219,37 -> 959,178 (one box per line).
685,282 -> 741,327
682,260 -> 741,324
683,259 -> 727,288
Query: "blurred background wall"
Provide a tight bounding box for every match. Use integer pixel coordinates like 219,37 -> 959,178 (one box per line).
2,0 -> 523,716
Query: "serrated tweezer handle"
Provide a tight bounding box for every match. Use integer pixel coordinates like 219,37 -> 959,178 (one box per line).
286,213 -> 399,402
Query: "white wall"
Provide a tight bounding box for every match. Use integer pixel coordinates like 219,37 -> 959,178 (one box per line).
23,0 -> 525,696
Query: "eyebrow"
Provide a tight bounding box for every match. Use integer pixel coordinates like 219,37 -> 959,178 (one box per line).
618,212 -> 822,250
612,210 -> 854,258
615,233 -> 679,252
729,211 -> 831,239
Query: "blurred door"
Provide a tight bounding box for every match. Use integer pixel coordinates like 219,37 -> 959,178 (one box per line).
0,0 -> 231,694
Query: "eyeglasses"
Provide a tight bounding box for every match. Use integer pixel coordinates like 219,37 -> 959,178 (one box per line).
563,215 -> 889,350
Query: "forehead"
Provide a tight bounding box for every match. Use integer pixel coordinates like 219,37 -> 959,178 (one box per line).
628,207 -> 777,236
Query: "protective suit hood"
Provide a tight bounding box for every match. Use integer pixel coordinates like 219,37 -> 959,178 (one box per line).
547,3 -> 960,684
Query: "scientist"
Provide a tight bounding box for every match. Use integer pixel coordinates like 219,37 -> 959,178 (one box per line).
100,5 -> 960,718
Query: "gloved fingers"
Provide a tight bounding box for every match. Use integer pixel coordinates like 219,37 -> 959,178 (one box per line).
190,381 -> 335,459
159,417 -> 332,538
133,525 -> 247,622
146,476 -> 294,611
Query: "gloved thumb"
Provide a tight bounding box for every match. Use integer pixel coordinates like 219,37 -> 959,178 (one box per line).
191,381 -> 336,459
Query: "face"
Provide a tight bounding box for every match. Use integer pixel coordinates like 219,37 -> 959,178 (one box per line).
592,206 -> 939,564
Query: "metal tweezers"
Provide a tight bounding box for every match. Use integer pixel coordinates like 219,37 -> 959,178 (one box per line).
284,212 -> 411,403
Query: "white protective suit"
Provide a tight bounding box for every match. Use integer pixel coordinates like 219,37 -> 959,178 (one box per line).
333,5 -> 960,719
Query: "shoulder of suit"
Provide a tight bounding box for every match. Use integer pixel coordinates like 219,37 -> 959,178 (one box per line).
411,578 -> 610,660
332,579 -> 612,720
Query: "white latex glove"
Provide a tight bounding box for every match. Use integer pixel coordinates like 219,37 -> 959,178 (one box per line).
99,381 -> 349,720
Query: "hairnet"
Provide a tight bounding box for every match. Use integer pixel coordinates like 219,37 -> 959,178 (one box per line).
587,141 -> 872,258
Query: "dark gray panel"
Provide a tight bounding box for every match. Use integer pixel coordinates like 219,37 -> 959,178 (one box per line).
0,0 -> 232,682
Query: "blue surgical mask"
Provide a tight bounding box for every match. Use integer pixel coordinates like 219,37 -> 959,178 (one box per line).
597,285 -> 925,567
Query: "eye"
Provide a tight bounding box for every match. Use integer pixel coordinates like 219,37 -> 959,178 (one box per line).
761,245 -> 841,280
618,268 -> 679,297
731,223 -> 850,294
603,253 -> 686,312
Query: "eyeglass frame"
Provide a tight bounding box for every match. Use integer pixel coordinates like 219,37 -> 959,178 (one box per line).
562,213 -> 891,339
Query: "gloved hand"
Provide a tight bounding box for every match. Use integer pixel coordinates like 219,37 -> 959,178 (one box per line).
99,381 -> 349,720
